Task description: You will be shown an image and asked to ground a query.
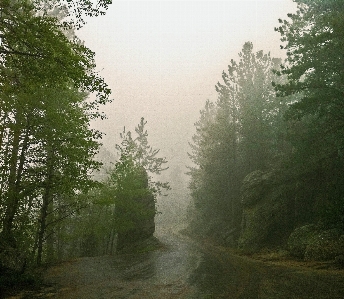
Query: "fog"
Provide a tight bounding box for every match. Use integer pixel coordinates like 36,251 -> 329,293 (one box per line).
78,0 -> 297,230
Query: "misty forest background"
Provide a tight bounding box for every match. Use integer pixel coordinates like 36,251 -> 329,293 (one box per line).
1,0 -> 344,285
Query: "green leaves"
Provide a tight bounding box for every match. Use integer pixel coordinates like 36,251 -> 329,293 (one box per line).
272,1 -> 344,230
32,0 -> 113,28
113,118 -> 170,198
275,1 -> 344,106
0,1 -> 112,110
0,0 -> 112,265
84,119 -> 170,241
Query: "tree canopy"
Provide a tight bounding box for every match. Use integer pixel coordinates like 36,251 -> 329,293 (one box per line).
57,118 -> 170,257
187,1 -> 344,257
0,0 -> 112,269
273,0 -> 344,229
111,118 -> 170,204
187,42 -> 286,239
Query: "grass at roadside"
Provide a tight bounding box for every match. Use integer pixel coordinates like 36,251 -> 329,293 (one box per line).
183,233 -> 344,298
0,267 -> 44,299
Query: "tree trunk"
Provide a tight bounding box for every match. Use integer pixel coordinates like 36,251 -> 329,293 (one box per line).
1,111 -> 28,245
37,145 -> 55,265
0,110 -> 9,152
56,200 -> 64,261
36,196 -> 48,265
46,199 -> 55,262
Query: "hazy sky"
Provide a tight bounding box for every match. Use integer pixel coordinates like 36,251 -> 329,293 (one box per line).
78,0 -> 297,168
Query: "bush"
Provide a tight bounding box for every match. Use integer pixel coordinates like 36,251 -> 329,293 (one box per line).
288,225 -> 344,261
0,265 -> 41,298
304,229 -> 344,261
288,224 -> 319,259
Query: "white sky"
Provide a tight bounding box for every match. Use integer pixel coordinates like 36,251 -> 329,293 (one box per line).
78,0 -> 297,168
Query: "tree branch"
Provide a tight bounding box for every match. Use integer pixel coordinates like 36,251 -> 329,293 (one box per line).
0,48 -> 44,58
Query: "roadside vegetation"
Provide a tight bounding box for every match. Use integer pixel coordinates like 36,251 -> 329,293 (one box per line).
0,0 -> 111,296
187,0 -> 344,265
0,1 -> 169,297
2,0 -> 344,297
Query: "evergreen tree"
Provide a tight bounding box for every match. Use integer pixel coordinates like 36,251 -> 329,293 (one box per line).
275,0 -> 344,228
188,43 -> 286,241
65,118 -> 170,255
112,118 -> 170,206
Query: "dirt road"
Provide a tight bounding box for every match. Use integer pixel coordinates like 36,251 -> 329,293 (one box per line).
8,233 -> 344,299
41,234 -> 199,299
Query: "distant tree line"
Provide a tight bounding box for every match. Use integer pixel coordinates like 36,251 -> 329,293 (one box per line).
187,0 -> 344,261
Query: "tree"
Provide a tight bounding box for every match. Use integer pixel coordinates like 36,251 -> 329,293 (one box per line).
187,43 -> 286,241
115,118 -> 170,196
0,1 -> 110,108
63,118 -> 170,254
32,0 -> 112,28
274,0 -> 344,119
274,0 -> 344,229
0,84 -> 105,265
0,0 -> 112,268
109,119 -> 169,250
217,42 -> 286,173
113,119 -> 169,213
34,87 -> 103,264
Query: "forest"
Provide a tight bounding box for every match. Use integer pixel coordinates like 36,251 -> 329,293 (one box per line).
0,0 -> 170,292
187,0 -> 344,262
1,0 -> 344,296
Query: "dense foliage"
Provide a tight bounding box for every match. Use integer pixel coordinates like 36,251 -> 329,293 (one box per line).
187,42 -> 287,243
188,0 -> 344,258
60,118 -> 170,257
275,0 -> 344,230
0,0 -> 111,275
